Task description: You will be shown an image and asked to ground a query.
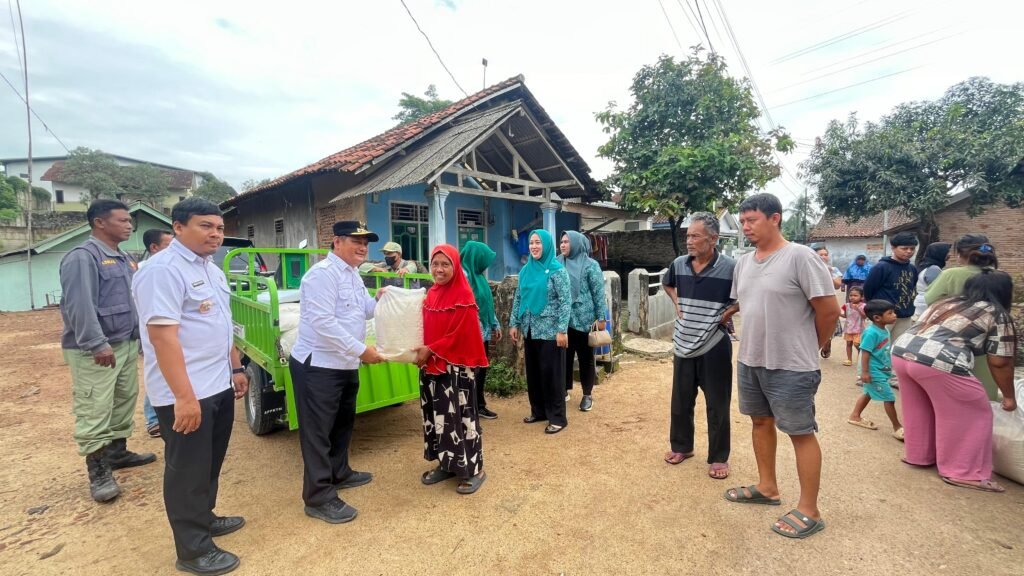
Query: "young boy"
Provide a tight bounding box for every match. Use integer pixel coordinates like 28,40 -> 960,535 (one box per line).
840,286 -> 866,367
847,299 -> 904,441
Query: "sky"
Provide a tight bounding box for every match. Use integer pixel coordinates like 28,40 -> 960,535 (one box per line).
1,0 -> 1022,207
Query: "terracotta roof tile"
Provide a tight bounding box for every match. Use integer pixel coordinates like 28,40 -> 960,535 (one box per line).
808,211 -> 916,240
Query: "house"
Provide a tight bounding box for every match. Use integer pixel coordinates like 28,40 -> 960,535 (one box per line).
808,211 -> 916,269
0,202 -> 171,311
221,75 -> 636,279
650,209 -> 741,244
579,194 -> 652,232
0,154 -> 202,213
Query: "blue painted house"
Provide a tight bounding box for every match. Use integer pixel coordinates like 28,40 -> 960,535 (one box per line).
222,75 -> 632,279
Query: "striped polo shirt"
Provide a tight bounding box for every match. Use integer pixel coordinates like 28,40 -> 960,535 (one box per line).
662,251 -> 736,359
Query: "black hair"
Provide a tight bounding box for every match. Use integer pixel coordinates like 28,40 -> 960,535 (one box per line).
142,228 -> 172,252
954,233 -> 998,268
738,193 -> 783,227
86,199 -> 129,228
923,270 -> 1017,356
864,299 -> 895,321
848,286 -> 864,296
171,197 -> 221,226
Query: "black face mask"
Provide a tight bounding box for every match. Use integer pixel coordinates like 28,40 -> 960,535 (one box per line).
384,256 -> 398,267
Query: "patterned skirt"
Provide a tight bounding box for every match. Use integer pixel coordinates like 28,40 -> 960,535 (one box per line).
420,365 -> 483,479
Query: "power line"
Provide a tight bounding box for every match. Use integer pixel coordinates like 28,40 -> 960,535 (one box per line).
803,25 -> 958,76
691,0 -> 715,54
657,0 -> 685,53
699,0 -> 726,57
398,0 -> 468,98
0,68 -> 71,153
770,11 -> 914,65
672,0 -> 703,46
770,65 -> 925,109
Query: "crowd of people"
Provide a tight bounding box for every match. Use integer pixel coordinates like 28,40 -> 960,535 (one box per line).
56,192 -> 1018,573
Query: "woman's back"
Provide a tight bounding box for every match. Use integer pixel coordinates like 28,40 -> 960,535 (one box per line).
894,299 -> 1014,376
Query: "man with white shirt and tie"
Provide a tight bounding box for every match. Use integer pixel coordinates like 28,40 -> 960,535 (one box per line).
288,221 -> 385,524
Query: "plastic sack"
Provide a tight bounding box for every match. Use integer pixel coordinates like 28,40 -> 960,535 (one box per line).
991,379 -> 1024,485
278,318 -> 375,358
278,303 -> 301,333
374,287 -> 425,363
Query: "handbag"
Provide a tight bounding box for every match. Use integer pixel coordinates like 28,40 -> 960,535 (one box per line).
587,322 -> 612,347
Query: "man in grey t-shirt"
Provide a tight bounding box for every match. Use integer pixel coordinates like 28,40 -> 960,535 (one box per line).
723,194 -> 839,540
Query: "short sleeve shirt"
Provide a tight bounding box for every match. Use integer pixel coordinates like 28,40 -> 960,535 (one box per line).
132,240 -> 233,406
859,324 -> 892,378
843,302 -> 866,335
662,251 -> 735,358
731,243 -> 835,372
892,300 -> 1016,376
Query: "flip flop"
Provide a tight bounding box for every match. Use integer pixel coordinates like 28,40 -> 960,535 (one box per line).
723,485 -> 781,505
941,476 -> 1005,493
847,419 -> 877,430
146,423 -> 161,438
772,509 -> 826,539
708,462 -> 729,480
421,467 -> 456,485
842,360 -> 852,366
892,428 -> 905,441
544,424 -> 565,435
664,451 -> 694,465
900,458 -> 933,468
456,471 -> 487,495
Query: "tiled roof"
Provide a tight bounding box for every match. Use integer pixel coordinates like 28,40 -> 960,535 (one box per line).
808,211 -> 916,240
41,160 -> 195,189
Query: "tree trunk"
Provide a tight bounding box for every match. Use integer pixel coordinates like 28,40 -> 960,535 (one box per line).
915,212 -> 940,263
668,216 -> 681,256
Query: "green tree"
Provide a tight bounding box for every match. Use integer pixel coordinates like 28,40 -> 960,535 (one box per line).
392,84 -> 453,126
596,50 -> 795,255
802,77 -> 1024,247
120,164 -> 172,208
193,172 -> 236,204
5,175 -> 50,208
61,147 -> 124,201
782,192 -> 819,243
240,178 -> 272,192
0,177 -> 20,221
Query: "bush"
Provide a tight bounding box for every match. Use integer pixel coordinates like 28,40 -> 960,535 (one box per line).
483,359 -> 527,397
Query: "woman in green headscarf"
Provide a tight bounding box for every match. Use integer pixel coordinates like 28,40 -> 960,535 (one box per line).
509,230 -> 572,434
558,231 -> 607,412
460,241 -> 502,420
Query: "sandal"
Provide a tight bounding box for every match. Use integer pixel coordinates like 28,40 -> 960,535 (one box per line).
421,467 -> 456,485
523,415 -> 544,424
847,418 -> 877,430
892,428 -> 905,441
941,476 -> 1005,493
772,509 -> 826,539
723,485 -> 781,506
456,471 -> 487,495
146,423 -> 161,438
820,342 -> 831,359
664,451 -> 694,465
900,458 -> 933,468
544,424 -> 565,434
842,360 -> 852,366
708,462 -> 729,480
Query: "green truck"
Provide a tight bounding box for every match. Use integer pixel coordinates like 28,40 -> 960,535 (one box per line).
224,247 -> 431,435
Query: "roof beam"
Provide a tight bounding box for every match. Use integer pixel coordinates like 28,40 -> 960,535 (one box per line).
494,131 -> 541,182
439,184 -> 551,204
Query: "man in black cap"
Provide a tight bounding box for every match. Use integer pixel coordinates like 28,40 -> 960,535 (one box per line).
288,221 -> 384,524
863,231 -> 920,347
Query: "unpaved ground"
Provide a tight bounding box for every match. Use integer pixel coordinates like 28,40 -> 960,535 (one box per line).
1,309 -> 1022,576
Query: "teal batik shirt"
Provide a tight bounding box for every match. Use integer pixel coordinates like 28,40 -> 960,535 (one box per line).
510,268 -> 572,340
568,260 -> 607,332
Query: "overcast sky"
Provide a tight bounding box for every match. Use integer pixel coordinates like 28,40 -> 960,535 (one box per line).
1,0 -> 1021,206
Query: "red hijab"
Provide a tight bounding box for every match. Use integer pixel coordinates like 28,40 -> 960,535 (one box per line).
422,244 -> 489,375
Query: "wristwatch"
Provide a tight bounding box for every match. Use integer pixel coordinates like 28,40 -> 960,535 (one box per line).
232,367 -> 246,375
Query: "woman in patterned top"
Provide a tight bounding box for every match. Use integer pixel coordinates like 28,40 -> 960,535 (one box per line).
892,269 -> 1018,493
559,231 -> 608,412
509,230 -> 572,434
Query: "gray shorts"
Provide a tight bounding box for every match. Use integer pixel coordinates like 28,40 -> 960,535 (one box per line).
737,363 -> 821,435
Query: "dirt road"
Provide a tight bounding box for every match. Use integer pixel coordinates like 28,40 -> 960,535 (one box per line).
1,309 -> 1022,575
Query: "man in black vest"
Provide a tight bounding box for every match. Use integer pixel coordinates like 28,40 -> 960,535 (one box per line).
60,199 -> 155,503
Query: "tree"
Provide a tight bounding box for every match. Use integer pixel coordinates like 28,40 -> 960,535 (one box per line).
5,175 -> 50,208
61,147 -> 124,201
596,50 -> 795,255
392,84 -> 453,126
193,172 -> 236,204
240,178 -> 272,192
0,178 -> 20,222
802,77 -> 1024,247
782,191 -> 819,244
120,164 -> 172,208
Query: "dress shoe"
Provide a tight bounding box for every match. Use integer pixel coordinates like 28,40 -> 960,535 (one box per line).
210,516 -> 245,537
336,470 -> 372,489
175,547 -> 240,576
104,438 -> 157,470
304,499 -> 358,524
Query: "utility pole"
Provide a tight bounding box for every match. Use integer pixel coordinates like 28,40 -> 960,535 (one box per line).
481,58 -> 488,89
16,0 -> 34,309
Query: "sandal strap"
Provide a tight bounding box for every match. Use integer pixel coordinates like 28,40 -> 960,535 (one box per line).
779,510 -> 814,531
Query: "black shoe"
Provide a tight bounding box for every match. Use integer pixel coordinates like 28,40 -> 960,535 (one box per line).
86,447 -> 120,503
478,407 -> 498,420
336,470 -> 373,489
304,499 -> 358,524
104,438 -> 157,470
579,395 -> 594,412
175,547 -> 240,576
210,516 -> 245,537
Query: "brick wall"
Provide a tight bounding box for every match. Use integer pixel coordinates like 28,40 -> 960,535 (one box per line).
933,201 -> 1024,278
315,196 -> 366,249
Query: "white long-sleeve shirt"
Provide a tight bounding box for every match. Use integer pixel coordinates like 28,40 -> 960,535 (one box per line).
289,252 -> 376,370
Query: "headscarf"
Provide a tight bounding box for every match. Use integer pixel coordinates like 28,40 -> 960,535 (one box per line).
517,229 -> 563,316
459,241 -> 496,327
843,254 -> 871,282
558,231 -> 591,302
917,242 -> 951,273
422,244 -> 489,375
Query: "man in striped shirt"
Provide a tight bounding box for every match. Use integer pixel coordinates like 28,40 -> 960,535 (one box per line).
661,212 -> 736,480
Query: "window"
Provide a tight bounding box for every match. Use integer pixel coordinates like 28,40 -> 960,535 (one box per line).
457,209 -> 485,250
55,190 -> 65,204
274,219 -> 285,248
246,225 -> 255,241
624,221 -> 640,231
390,202 -> 429,263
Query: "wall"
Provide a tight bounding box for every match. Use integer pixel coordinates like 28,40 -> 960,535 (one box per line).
814,237 -> 887,271
229,180 -> 325,270
627,268 -> 675,339
933,200 -> 1024,277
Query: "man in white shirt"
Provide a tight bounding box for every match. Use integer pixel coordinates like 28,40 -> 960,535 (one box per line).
289,221 -> 384,524
133,199 -> 250,576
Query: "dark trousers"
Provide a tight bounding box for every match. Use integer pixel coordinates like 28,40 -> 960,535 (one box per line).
525,336 -> 567,426
564,328 -> 596,395
670,335 -> 732,463
289,356 -> 360,507
475,367 -> 489,409
154,387 -> 234,561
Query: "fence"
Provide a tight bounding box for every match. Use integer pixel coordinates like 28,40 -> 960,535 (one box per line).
627,268 -> 675,339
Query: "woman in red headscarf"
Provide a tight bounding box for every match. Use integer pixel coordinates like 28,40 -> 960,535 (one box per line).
414,244 -> 490,494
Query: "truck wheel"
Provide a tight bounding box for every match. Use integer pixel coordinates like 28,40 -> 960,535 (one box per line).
244,365 -> 285,435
